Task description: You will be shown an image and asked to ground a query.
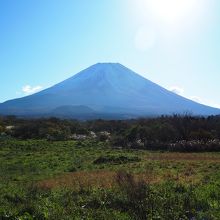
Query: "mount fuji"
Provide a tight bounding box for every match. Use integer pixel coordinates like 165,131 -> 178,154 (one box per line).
0,63 -> 219,119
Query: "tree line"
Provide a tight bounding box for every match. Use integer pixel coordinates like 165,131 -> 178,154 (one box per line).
1,114 -> 220,151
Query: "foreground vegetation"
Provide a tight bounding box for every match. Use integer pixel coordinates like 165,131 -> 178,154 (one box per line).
1,115 -> 220,219
1,139 -> 220,219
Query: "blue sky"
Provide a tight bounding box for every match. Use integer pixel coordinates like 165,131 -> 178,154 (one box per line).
0,0 -> 220,108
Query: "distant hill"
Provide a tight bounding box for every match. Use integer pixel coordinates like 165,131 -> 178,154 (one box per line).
51,105 -> 95,116
0,63 -> 219,118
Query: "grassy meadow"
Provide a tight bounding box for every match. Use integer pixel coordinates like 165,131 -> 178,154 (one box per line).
1,139 -> 220,219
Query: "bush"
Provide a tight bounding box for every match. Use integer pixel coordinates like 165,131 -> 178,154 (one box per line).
93,155 -> 140,165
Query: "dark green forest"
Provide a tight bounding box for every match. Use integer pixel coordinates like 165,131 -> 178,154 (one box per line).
1,115 -> 220,151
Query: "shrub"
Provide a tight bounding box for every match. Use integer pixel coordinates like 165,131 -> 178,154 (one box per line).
93,155 -> 140,165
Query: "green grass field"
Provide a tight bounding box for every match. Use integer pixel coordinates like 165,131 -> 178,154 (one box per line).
1,139 -> 220,219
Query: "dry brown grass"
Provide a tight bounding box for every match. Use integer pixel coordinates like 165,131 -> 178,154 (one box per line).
38,170 -> 116,189
37,152 -> 220,190
37,169 -> 197,190
37,169 -> 159,190
37,168 -> 205,190
144,152 -> 220,162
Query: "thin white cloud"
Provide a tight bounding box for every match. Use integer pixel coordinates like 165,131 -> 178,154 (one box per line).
206,102 -> 220,109
190,96 -> 203,103
22,85 -> 42,95
169,85 -> 220,109
190,96 -> 220,109
169,86 -> 184,96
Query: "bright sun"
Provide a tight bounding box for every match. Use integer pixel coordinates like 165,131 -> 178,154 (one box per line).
141,0 -> 199,24
131,0 -> 206,50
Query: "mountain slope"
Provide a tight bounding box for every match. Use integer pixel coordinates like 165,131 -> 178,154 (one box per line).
0,63 -> 219,118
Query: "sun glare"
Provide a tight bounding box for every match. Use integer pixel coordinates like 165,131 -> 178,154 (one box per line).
147,0 -> 197,23
132,0 -> 203,26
